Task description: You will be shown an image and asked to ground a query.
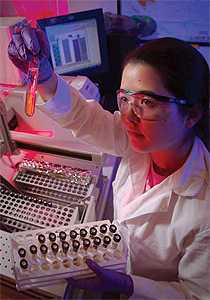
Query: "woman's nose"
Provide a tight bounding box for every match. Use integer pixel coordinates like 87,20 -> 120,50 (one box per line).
126,106 -> 140,123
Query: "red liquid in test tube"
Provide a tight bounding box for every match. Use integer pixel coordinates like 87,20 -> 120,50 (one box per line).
25,59 -> 39,117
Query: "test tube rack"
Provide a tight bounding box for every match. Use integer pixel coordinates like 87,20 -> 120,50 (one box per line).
0,179 -> 79,232
11,220 -> 127,290
14,159 -> 97,213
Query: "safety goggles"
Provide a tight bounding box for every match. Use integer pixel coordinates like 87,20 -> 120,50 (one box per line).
116,89 -> 190,121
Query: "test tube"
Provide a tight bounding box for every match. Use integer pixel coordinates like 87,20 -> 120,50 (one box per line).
25,57 -> 39,117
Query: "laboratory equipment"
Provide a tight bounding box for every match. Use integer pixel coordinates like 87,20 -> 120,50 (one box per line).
24,58 -> 39,117
37,9 -> 109,78
0,175 -> 79,231
11,220 -> 127,290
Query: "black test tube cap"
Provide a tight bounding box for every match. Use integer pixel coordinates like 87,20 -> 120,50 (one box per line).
40,244 -> 48,255
38,234 -> 46,244
113,234 -> 121,243
93,236 -> 101,247
59,231 -> 67,241
70,230 -> 78,239
89,226 -> 97,237
51,243 -> 59,254
62,241 -> 70,254
18,248 -> 26,258
49,232 -> 56,242
20,259 -> 28,269
80,228 -> 87,238
109,224 -> 117,234
72,240 -> 80,252
83,238 -> 91,249
103,235 -> 111,247
99,224 -> 107,234
29,245 -> 37,255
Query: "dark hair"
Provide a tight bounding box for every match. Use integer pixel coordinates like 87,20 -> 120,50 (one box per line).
123,37 -> 210,150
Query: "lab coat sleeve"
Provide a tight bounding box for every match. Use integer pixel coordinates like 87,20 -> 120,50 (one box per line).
38,75 -> 130,157
129,229 -> 210,300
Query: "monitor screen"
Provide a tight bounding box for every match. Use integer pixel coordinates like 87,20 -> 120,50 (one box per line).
37,9 -> 108,77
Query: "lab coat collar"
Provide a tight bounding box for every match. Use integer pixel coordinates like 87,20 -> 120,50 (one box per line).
170,137 -> 209,197
118,137 -> 209,223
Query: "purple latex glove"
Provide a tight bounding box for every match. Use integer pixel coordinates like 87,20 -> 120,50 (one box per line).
64,259 -> 134,299
8,21 -> 53,83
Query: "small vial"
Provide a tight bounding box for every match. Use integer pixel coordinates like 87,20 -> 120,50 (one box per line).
70,230 -> 78,240
72,240 -> 80,252
93,236 -> 101,249
103,235 -> 111,248
92,237 -> 103,262
99,224 -> 108,235
109,224 -> 117,234
18,248 -> 26,258
72,240 -> 81,266
38,234 -> 46,244
83,238 -> 91,250
20,258 -> 28,270
29,245 -> 38,255
59,231 -> 67,241
112,234 -> 122,258
113,233 -> 121,244
80,228 -> 87,239
89,226 -> 97,238
51,243 -> 59,255
62,241 -> 70,255
49,232 -> 56,242
40,244 -> 48,255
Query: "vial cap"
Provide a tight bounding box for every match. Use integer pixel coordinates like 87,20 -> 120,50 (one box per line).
29,245 -> 37,255
59,231 -> 67,241
20,259 -> 28,269
103,235 -> 111,245
49,232 -> 56,242
80,228 -> 87,238
51,243 -> 59,254
70,230 -> 78,239
40,244 -> 48,254
113,233 -> 121,243
109,224 -> 117,233
38,234 -> 46,243
83,238 -> 91,249
72,240 -> 80,251
62,241 -> 70,253
93,236 -> 101,246
100,224 -> 107,234
18,248 -> 26,258
89,227 -> 97,236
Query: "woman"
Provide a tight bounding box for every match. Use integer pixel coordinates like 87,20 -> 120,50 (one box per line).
8,24 -> 210,299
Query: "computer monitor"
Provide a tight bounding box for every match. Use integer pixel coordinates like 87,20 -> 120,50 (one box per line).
37,9 -> 109,77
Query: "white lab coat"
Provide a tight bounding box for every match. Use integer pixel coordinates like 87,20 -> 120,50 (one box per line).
39,76 -> 210,300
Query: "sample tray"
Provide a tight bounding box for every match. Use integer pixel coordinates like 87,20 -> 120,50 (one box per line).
11,220 -> 127,290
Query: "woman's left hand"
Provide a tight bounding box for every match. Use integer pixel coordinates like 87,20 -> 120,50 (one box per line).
64,258 -> 133,299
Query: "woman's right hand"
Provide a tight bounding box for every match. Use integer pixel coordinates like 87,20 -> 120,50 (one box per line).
8,20 -> 53,84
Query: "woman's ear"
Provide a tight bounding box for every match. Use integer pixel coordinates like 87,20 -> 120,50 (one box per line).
184,105 -> 203,128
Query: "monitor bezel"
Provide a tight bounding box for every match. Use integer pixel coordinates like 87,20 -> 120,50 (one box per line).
37,9 -> 109,77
